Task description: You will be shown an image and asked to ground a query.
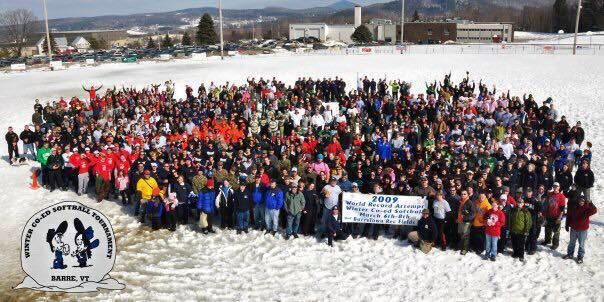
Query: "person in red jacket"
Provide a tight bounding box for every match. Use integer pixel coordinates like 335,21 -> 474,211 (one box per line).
563,196 -> 597,264
72,152 -> 94,196
542,182 -> 566,250
484,200 -> 506,261
94,153 -> 112,202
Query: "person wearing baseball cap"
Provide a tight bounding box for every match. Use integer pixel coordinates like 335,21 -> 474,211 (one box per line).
407,209 -> 438,254
543,181 -> 566,250
563,196 -> 597,264
509,198 -> 532,262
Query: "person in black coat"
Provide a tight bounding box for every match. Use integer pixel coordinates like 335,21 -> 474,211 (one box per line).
555,163 -> 573,194
521,164 -> 538,191
46,148 -> 66,191
523,187 -> 542,255
574,160 -> 594,201
216,180 -> 235,229
5,126 -> 19,162
234,182 -> 252,234
326,206 -> 349,247
407,209 -> 438,254
19,125 -> 36,160
171,175 -> 193,225
301,182 -> 320,236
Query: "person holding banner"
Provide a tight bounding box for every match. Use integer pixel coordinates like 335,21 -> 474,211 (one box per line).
320,177 -> 342,236
432,192 -> 451,251
407,209 -> 438,254
326,206 -> 349,247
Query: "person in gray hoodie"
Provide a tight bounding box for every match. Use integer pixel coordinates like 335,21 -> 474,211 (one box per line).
285,184 -> 306,240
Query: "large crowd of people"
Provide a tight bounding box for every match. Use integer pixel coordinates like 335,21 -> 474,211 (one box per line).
4,72 -> 597,263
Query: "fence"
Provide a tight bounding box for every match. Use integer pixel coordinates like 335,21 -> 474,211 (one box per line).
289,43 -> 604,56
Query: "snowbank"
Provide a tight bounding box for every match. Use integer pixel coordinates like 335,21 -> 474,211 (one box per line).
0,54 -> 603,301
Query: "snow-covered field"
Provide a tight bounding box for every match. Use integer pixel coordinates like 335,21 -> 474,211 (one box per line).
1,54 -> 603,301
515,30 -> 604,44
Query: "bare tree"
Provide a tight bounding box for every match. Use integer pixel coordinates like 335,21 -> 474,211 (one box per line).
0,9 -> 39,57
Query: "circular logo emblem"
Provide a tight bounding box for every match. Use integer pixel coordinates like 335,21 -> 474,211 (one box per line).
17,201 -> 124,292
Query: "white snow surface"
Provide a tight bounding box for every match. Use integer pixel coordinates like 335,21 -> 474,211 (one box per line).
1,55 -> 604,301
515,30 -> 604,44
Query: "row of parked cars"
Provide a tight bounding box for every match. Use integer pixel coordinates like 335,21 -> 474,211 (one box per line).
1,44 -> 246,69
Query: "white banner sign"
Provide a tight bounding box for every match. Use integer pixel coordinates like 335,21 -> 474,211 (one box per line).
342,193 -> 427,225
10,63 -> 26,71
50,60 -> 63,69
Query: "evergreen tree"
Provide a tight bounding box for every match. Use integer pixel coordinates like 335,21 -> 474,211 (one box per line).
42,32 -> 58,54
351,25 -> 373,44
146,36 -> 157,49
412,10 -> 420,22
161,34 -> 173,48
89,37 -> 109,50
552,0 -> 570,32
578,0 -> 604,32
181,31 -> 192,46
196,13 -> 217,45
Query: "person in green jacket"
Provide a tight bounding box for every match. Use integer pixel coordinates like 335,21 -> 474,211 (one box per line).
390,81 -> 400,100
36,142 -> 52,187
285,184 -> 305,240
493,122 -> 506,142
191,170 -> 207,194
509,199 -> 532,261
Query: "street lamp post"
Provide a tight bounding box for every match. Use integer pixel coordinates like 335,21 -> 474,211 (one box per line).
572,0 -> 582,55
42,0 -> 52,66
219,0 -> 224,60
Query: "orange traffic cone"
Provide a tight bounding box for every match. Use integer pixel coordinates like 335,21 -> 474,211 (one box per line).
30,170 -> 41,190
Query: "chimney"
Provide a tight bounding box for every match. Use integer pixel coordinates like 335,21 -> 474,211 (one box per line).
354,5 -> 362,28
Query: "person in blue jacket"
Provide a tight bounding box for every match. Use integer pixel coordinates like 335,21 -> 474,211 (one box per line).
252,177 -> 266,230
376,136 -> 392,162
264,179 -> 284,236
197,179 -> 216,234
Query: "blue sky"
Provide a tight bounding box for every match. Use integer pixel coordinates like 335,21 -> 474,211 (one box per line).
0,0 -> 389,19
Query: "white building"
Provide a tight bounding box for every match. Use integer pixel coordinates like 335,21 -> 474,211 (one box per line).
70,36 -> 91,52
455,21 -> 514,43
289,5 -> 361,44
35,36 -> 69,54
289,23 -> 329,41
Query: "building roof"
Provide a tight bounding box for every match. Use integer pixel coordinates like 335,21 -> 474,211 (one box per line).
71,36 -> 89,47
35,36 -> 69,48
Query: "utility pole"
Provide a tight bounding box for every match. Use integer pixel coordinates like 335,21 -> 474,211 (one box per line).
157,24 -> 161,50
42,0 -> 52,66
572,0 -> 582,55
400,0 -> 405,44
219,0 -> 224,60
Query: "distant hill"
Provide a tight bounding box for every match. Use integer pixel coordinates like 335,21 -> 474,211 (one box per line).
44,0 -> 555,31
328,0 -> 358,10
